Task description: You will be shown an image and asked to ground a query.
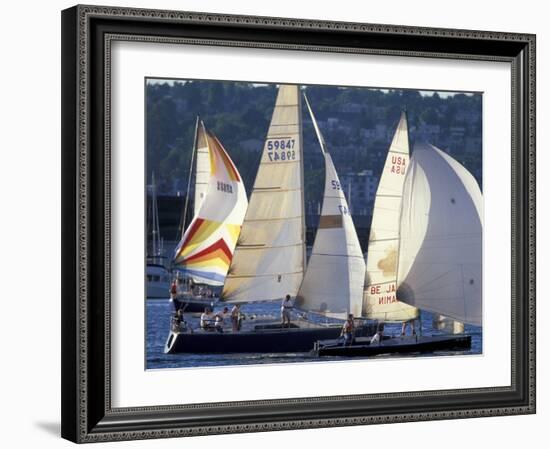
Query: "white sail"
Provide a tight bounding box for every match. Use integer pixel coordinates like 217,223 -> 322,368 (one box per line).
363,112 -> 418,321
193,123 -> 210,217
222,85 -> 305,302
396,142 -> 482,326
296,96 -> 365,318
173,125 -> 248,286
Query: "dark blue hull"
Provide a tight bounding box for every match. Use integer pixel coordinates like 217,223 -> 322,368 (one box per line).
165,323 -> 375,354
314,334 -> 472,357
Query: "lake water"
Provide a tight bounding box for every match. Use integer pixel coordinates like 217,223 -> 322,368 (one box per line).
146,299 -> 482,369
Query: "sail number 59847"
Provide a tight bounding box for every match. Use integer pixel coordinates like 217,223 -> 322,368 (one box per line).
266,139 -> 296,162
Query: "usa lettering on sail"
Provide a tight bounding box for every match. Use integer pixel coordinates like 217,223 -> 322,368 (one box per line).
390,155 -> 407,175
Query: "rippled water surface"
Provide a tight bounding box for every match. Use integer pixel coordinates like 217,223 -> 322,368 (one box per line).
146,299 -> 482,369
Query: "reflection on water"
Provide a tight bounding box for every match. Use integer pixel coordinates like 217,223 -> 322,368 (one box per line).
146,299 -> 482,370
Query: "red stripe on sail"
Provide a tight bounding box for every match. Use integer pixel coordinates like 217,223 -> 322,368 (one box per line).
180,217 -> 204,248
184,238 -> 233,264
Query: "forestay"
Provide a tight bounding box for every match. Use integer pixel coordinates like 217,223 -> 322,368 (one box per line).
222,85 -> 306,302
396,142 -> 482,326
173,125 -> 248,286
363,112 -> 419,321
296,95 -> 365,318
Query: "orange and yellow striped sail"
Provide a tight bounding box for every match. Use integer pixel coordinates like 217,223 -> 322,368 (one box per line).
173,124 -> 248,285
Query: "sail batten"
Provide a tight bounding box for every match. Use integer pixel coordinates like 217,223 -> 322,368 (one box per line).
363,112 -> 419,322
296,95 -> 365,317
173,123 -> 248,286
222,85 -> 306,302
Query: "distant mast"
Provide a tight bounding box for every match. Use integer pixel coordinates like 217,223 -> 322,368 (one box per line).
296,95 -> 365,318
172,123 -> 248,286
222,84 -> 306,302
363,112 -> 419,322
396,143 -> 482,326
150,172 -> 160,258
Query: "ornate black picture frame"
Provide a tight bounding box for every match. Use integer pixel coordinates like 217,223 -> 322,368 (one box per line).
61,4 -> 536,443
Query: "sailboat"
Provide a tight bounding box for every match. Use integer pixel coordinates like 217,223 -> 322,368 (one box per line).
396,142 -> 482,326
170,120 -> 248,311
295,94 -> 366,318
362,111 -> 419,323
146,173 -> 171,298
314,141 -> 482,357
164,85 -> 372,354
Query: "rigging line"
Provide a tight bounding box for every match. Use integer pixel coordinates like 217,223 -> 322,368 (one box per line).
225,270 -> 304,279
178,116 -> 200,240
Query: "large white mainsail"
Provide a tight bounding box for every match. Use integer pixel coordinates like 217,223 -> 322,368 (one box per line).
222,85 -> 306,302
396,142 -> 482,326
296,95 -> 365,318
173,123 -> 248,286
363,112 -> 419,321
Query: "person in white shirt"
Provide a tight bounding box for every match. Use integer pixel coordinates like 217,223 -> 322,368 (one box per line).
200,307 -> 214,331
214,307 -> 229,333
281,294 -> 294,327
231,304 -> 241,332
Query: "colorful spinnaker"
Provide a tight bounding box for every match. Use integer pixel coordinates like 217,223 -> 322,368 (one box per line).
173,122 -> 248,286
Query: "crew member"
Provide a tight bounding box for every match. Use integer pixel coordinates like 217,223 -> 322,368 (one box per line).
341,314 -> 355,346
214,307 -> 230,333
200,307 -> 214,331
169,279 -> 178,311
370,323 -> 384,345
231,304 -> 241,332
281,294 -> 294,327
401,319 -> 417,337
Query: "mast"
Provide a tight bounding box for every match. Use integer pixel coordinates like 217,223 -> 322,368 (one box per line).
396,142 -> 482,326
222,84 -> 305,302
299,89 -> 306,278
178,116 -> 199,239
151,172 -> 159,258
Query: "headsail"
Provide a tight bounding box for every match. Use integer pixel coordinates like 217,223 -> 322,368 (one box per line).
222,85 -> 305,302
363,112 -> 419,321
396,142 -> 482,326
173,124 -> 248,286
296,96 -> 365,317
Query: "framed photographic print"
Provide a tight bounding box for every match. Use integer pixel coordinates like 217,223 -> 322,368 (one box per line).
61,4 -> 536,443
